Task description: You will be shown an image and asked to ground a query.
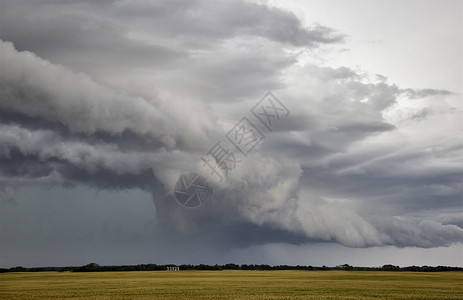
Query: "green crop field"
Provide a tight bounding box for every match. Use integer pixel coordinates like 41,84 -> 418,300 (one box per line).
1,270 -> 462,299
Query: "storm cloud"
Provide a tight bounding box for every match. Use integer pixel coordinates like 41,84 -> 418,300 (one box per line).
0,0 -> 462,267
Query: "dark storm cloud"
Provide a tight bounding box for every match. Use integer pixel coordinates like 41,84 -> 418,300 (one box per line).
0,0 -> 334,103
0,0 -> 342,76
0,1 -> 183,74
107,0 -> 344,46
0,40 -> 218,151
0,0 -> 462,264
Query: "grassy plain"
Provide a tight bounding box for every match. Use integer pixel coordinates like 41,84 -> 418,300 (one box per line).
1,270 -> 462,299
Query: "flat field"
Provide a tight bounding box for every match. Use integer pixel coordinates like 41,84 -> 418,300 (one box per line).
1,270 -> 462,299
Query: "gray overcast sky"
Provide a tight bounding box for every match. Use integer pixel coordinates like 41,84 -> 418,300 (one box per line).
0,0 -> 462,268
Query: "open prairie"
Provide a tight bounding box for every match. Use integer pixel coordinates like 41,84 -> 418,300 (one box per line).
1,270 -> 462,299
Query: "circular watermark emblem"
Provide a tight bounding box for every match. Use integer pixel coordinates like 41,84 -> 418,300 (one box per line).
174,172 -> 211,208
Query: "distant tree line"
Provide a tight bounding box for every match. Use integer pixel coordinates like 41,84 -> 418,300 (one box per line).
1,263 -> 462,273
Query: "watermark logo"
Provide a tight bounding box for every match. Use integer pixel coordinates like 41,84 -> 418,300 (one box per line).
173,91 -> 289,208
226,117 -> 265,156
251,92 -> 289,131
173,172 -> 211,208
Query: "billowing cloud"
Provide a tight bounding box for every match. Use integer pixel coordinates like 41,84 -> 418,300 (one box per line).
0,41 -> 174,142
